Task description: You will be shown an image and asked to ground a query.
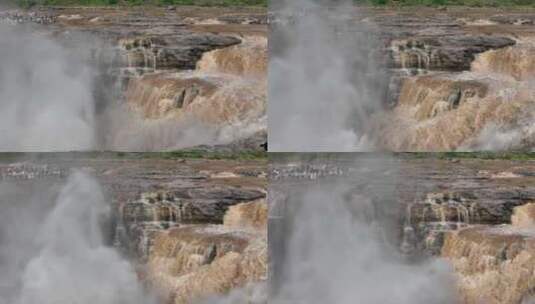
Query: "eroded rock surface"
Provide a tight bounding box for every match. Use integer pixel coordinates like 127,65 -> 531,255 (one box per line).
121,187 -> 265,260
389,35 -> 515,72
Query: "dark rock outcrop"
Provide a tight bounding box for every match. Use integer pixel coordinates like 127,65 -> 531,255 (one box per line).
389,35 -> 515,71
120,187 -> 265,259
117,34 -> 241,71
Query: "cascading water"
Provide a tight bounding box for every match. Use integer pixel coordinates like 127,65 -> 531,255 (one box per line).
0,19 -> 267,152
400,193 -> 474,257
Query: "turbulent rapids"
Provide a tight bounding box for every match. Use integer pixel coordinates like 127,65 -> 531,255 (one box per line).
0,6 -> 267,152
270,2 -> 535,151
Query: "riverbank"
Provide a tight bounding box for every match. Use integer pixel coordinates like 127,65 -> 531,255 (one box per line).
12,0 -> 267,8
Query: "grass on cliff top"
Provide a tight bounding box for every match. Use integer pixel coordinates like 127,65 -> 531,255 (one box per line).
152,150 -> 267,160
271,152 -> 535,162
0,150 -> 267,162
18,0 -> 531,7
404,152 -> 535,160
16,0 -> 267,7
355,0 -> 535,7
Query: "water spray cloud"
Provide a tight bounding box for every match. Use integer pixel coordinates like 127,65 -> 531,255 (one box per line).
270,157 -> 458,303
0,26 -> 96,151
0,171 -> 157,304
268,0 -> 385,151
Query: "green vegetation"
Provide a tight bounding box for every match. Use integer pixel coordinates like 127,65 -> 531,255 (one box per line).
15,0 -> 529,8
271,152 -> 535,162
355,0 -> 535,6
13,0 -> 532,8
154,150 -> 267,160
15,0 -> 266,7
399,152 -> 535,160
0,151 -> 267,163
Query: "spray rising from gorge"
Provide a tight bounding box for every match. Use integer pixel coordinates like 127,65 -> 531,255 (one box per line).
269,0 -> 384,151
0,26 -> 96,151
0,171 -> 157,304
269,156 -> 458,303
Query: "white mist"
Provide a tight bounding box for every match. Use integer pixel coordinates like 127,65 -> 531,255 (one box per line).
270,171 -> 458,303
0,26 -> 96,151
0,171 -> 156,304
269,0 -> 384,152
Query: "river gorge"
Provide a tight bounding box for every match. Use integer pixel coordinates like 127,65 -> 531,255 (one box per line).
270,153 -> 535,304
0,6 -> 267,151
0,154 -> 268,304
269,2 -> 535,151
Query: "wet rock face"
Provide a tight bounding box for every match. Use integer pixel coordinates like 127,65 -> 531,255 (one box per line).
409,191 -> 528,226
123,188 -> 265,225
120,188 -> 265,260
117,34 -> 241,71
353,9 -> 519,78
403,190 -> 534,256
389,35 -> 515,72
